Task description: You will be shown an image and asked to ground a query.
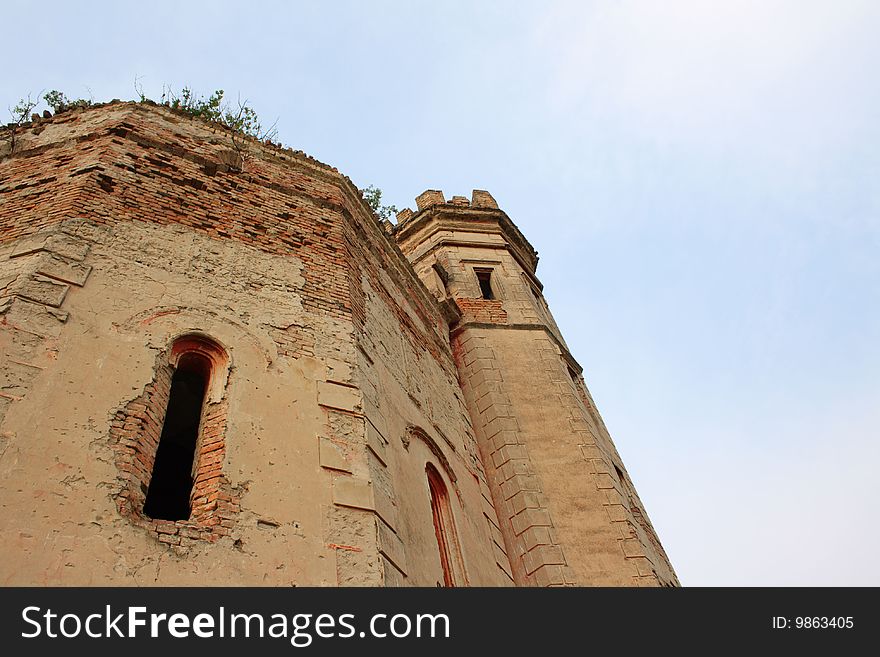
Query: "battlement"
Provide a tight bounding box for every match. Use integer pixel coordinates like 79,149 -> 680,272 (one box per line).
396,189 -> 501,225
393,188 -> 539,276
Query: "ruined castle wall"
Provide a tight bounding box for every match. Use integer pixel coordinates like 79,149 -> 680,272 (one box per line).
0,217 -> 340,584
338,198 -> 512,586
0,103 -> 508,586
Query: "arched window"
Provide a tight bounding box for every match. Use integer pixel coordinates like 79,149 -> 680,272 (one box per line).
426,463 -> 465,587
143,351 -> 211,520
111,333 -> 233,541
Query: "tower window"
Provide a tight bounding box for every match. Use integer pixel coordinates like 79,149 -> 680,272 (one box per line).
144,351 -> 211,520
475,269 -> 494,300
426,463 -> 464,586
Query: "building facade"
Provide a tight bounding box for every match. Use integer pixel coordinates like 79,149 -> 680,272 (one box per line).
0,102 -> 677,586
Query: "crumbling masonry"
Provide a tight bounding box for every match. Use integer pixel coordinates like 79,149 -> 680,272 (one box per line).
0,102 -> 677,586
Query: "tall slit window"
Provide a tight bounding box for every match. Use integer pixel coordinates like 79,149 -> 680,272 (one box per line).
427,463 -> 464,587
432,261 -> 450,295
143,352 -> 211,520
475,269 -> 494,300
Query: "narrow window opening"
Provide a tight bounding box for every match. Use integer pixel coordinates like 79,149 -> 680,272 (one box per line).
427,464 -> 463,587
475,269 -> 494,300
432,261 -> 450,289
144,352 -> 210,520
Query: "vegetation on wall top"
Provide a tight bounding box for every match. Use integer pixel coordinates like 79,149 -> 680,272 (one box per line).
4,85 -> 398,222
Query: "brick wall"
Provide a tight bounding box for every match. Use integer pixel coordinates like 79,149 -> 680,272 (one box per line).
0,102 -> 676,586
110,337 -> 238,550
0,102 -> 512,586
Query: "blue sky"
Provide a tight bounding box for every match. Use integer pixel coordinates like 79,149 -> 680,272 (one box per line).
4,1 -> 878,585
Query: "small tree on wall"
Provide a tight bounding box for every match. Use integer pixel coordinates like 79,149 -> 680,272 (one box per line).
363,185 -> 398,222
4,95 -> 38,155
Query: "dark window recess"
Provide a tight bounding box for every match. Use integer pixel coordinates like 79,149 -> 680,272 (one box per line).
476,270 -> 494,300
143,353 -> 210,520
432,261 -> 450,287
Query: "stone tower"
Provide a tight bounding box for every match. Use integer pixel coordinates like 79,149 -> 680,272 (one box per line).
394,192 -> 677,586
0,101 -> 677,586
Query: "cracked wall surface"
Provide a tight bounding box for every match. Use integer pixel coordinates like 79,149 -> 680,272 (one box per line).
0,101 -> 675,586
0,218 -> 337,584
0,102 -> 512,586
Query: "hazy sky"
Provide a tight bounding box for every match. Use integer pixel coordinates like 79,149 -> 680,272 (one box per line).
3,1 -> 878,585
